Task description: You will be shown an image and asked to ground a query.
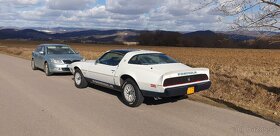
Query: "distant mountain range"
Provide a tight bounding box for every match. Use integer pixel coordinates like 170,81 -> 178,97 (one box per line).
0,28 -> 140,44
0,28 -> 279,46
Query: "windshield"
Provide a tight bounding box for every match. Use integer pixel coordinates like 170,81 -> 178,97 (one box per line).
128,53 -> 178,65
47,46 -> 75,55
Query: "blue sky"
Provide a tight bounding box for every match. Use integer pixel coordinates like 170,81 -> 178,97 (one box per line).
96,0 -> 105,5
0,0 -> 233,31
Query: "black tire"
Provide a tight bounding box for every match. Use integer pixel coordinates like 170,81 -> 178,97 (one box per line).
74,69 -> 88,88
31,59 -> 37,70
44,62 -> 52,76
121,78 -> 144,107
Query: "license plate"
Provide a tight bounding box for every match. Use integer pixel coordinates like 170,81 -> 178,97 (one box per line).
186,87 -> 195,95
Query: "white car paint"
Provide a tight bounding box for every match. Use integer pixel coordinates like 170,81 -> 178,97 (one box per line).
69,50 -> 211,95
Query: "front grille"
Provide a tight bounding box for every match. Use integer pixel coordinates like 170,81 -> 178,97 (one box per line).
163,74 -> 208,87
62,68 -> 70,71
63,60 -> 80,64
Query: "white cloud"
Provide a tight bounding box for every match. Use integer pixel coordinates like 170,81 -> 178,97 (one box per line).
47,0 -> 96,10
164,0 -> 200,16
0,0 -> 39,5
76,6 -> 108,18
16,0 -> 38,5
0,0 -> 230,31
20,7 -> 61,20
106,0 -> 161,15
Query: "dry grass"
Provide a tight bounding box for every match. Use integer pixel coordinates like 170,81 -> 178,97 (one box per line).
1,40 -> 279,123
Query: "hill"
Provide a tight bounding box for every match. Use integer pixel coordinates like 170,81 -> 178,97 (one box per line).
0,29 -> 139,44
0,29 -> 51,40
0,28 -> 278,48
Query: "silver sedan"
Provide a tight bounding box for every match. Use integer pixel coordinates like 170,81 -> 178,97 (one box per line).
31,44 -> 83,76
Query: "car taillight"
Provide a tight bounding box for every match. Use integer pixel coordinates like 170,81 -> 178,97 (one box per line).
163,74 -> 208,87
150,84 -> 157,88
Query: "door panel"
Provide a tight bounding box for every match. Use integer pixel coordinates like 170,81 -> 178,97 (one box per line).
37,46 -> 45,69
80,63 -> 92,78
33,52 -> 39,66
87,52 -> 124,86
33,46 -> 42,68
89,63 -> 117,85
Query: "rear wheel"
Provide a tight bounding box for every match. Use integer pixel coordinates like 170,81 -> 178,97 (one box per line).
44,62 -> 52,76
31,59 -> 37,70
74,69 -> 88,88
121,78 -> 144,107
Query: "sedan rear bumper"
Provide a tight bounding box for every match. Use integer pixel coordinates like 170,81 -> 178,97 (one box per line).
142,81 -> 211,97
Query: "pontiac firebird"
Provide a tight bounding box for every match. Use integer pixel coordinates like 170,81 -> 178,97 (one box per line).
69,49 -> 211,107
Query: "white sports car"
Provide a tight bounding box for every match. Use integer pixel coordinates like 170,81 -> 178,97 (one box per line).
69,49 -> 211,107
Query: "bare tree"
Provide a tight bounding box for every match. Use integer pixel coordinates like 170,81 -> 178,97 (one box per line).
202,0 -> 280,31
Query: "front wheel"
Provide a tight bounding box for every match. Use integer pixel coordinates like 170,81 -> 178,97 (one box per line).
44,62 -> 52,76
121,78 -> 144,107
31,59 -> 37,70
74,69 -> 88,88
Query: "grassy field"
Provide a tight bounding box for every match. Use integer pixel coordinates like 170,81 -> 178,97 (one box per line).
0,40 -> 280,123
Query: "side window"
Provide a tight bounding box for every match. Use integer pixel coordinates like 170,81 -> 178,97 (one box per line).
128,55 -> 141,64
41,46 -> 45,53
98,52 -> 124,66
35,46 -> 42,52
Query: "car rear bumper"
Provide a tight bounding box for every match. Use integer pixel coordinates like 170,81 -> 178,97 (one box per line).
142,81 -> 211,97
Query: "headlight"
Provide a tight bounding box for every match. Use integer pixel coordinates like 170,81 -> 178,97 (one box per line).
50,59 -> 64,64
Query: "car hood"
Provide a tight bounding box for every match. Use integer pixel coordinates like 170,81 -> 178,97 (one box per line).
46,54 -> 82,60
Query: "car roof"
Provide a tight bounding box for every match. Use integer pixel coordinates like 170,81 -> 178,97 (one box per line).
109,49 -> 140,55
39,44 -> 69,47
109,49 -> 162,56
109,49 -> 161,56
132,50 -> 161,54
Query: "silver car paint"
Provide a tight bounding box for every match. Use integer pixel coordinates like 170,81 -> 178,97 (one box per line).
32,44 -> 83,73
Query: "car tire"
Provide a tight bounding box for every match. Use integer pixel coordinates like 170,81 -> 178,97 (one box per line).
121,78 -> 144,107
44,62 -> 52,76
74,69 -> 88,88
31,59 -> 37,70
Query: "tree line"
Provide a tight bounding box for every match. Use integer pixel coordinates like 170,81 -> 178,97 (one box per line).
138,31 -> 279,49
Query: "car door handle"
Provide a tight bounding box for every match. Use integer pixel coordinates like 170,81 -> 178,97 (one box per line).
111,70 -> 115,72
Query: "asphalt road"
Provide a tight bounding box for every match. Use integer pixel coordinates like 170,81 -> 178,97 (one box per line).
0,53 -> 279,136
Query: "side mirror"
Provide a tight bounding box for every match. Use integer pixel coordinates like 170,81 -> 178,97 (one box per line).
76,51 -> 80,54
39,51 -> 44,55
95,60 -> 99,65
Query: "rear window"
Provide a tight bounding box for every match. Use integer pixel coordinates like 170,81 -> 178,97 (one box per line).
128,53 -> 178,65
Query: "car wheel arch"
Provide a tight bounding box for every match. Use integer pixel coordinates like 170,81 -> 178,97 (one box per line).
74,66 -> 86,76
44,61 -> 48,68
74,66 -> 80,71
31,58 -> 35,64
120,74 -> 140,90
31,58 -> 37,70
